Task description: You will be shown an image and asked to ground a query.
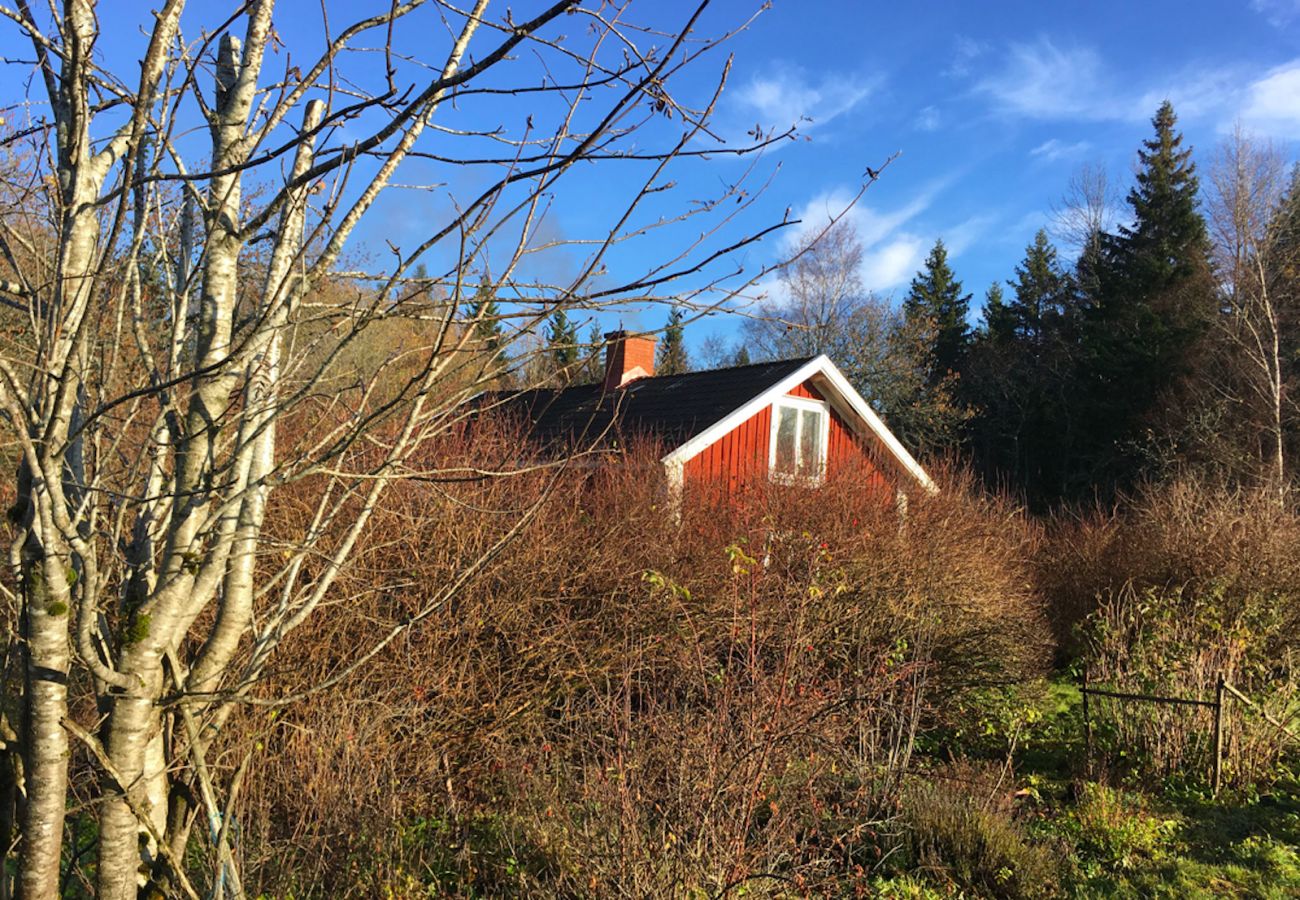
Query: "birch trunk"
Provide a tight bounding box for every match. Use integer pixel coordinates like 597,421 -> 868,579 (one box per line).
18,0 -> 106,880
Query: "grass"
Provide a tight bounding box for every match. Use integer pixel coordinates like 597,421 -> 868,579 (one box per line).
1041,782 -> 1300,898
898,675 -> 1300,898
1023,679 -> 1300,898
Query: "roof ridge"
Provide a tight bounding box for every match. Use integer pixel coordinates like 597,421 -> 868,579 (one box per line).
636,355 -> 814,382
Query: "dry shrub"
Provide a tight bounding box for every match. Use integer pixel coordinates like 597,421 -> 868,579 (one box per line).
231,430 -> 1048,896
1040,478 -> 1300,785
900,760 -> 1063,899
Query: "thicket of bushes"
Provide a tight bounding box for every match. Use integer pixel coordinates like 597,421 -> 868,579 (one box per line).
232,431 -> 1050,896
1040,480 -> 1300,786
205,423 -> 1300,896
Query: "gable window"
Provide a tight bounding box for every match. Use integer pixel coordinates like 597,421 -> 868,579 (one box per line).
769,396 -> 829,483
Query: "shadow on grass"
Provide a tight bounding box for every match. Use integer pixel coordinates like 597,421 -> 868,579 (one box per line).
1177,780 -> 1300,868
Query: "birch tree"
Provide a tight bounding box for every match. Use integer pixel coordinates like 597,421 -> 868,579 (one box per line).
1206,127 -> 1296,495
0,2 -> 793,896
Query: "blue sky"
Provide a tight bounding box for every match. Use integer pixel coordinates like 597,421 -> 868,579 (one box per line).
663,0 -> 1300,348
6,1 -> 1300,353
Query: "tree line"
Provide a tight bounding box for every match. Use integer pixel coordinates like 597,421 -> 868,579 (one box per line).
742,102 -> 1300,507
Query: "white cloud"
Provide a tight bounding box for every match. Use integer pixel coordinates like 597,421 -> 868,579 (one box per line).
733,64 -> 877,134
1029,138 -> 1092,162
915,105 -> 941,131
1238,61 -> 1300,136
777,184 -> 952,292
861,236 -> 927,290
781,185 -> 938,254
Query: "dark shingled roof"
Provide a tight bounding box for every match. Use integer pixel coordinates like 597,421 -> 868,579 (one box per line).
487,357 -> 814,450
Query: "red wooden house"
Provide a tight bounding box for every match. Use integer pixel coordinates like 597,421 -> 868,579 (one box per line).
499,331 -> 935,503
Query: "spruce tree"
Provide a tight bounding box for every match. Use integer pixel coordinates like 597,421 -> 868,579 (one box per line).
1266,164 -> 1300,470
466,276 -> 504,353
1106,101 -> 1211,296
464,275 -> 509,384
967,231 -> 1082,505
411,261 -> 434,303
891,242 -> 975,456
578,323 -> 604,383
657,305 -> 690,375
1009,229 -> 1071,347
546,309 -> 579,380
1081,101 -> 1216,490
980,282 -> 1014,343
903,238 -> 971,384
732,344 -> 752,367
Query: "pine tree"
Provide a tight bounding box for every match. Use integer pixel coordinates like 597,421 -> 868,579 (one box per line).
903,239 -> 971,384
732,344 -> 752,367
657,305 -> 690,375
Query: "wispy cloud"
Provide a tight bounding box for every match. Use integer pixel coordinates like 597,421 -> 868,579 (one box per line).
976,38 -> 1117,121
1030,138 -> 1092,162
1252,0 -> 1300,27
947,36 -> 989,78
976,38 -> 1239,124
914,105 -> 941,131
1132,66 -> 1246,121
732,64 -> 877,134
976,36 -> 1300,140
943,215 -> 998,257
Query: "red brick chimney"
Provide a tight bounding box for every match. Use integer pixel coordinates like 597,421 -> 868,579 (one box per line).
602,330 -> 656,391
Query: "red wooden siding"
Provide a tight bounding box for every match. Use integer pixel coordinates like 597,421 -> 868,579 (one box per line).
682,378 -> 892,494
683,403 -> 771,492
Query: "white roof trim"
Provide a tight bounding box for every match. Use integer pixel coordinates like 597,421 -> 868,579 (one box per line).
660,355 -> 936,493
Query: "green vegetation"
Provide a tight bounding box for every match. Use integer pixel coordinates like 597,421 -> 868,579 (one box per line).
869,678 -> 1300,899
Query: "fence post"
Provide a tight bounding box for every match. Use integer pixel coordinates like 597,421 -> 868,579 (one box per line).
1213,673 -> 1226,795
1081,665 -> 1092,773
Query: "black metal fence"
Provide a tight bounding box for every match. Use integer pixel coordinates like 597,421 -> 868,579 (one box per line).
1079,668 -> 1299,794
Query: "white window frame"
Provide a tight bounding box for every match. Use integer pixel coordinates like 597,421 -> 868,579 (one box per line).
767,395 -> 831,485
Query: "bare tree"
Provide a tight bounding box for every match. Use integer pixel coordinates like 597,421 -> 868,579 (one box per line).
1205,126 -> 1294,495
744,218 -> 949,452
1051,163 -> 1116,256
747,219 -> 869,359
0,2 -> 793,896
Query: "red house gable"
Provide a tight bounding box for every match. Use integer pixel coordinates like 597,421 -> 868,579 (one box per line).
681,379 -> 894,496
492,331 -> 934,501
